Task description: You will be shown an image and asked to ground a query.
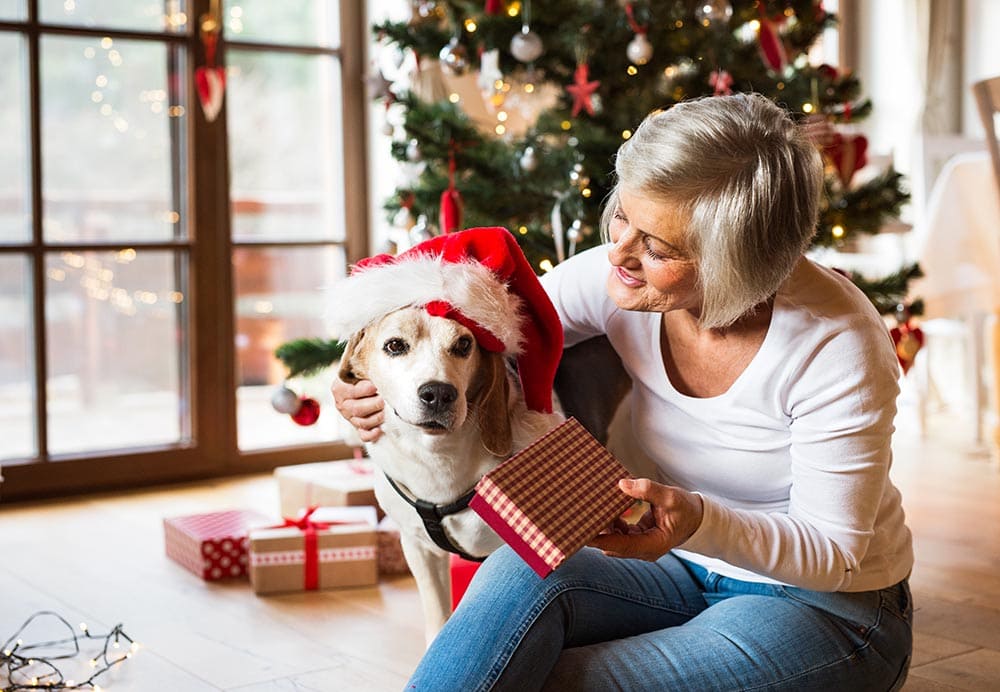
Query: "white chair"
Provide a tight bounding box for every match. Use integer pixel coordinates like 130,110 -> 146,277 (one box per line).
913,78 -> 1000,450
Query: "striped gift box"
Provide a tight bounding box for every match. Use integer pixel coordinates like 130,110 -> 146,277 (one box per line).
469,417 -> 635,578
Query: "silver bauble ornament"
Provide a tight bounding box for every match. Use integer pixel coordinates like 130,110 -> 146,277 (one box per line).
626,33 -> 653,65
271,386 -> 302,415
510,28 -> 544,63
694,0 -> 733,25
439,37 -> 469,76
519,146 -> 538,172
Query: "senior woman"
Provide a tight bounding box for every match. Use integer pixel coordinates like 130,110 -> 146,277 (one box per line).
334,93 -> 914,691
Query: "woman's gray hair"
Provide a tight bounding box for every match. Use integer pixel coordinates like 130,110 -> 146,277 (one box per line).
600,93 -> 824,329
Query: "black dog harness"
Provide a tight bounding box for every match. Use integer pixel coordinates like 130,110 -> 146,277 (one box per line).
383,474 -> 486,563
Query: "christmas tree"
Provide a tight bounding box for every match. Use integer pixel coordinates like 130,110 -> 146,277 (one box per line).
274,0 -> 921,413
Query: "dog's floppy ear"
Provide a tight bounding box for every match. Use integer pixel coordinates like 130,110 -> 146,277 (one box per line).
473,351 -> 513,458
338,329 -> 368,383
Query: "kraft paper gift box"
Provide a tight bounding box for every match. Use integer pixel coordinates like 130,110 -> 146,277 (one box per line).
249,506 -> 378,595
163,509 -> 272,581
469,417 -> 635,578
274,458 -> 378,517
376,516 -> 411,576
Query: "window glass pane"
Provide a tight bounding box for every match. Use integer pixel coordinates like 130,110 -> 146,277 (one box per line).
227,50 -> 345,243
223,0 -> 339,48
45,249 -> 189,456
234,245 -> 346,450
39,0 -> 189,33
0,254 -> 36,462
0,32 -> 30,244
0,0 -> 24,21
41,36 -> 186,244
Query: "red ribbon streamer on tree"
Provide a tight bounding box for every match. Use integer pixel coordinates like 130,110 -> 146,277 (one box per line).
757,6 -> 788,73
624,3 -> 647,35
440,144 -> 464,234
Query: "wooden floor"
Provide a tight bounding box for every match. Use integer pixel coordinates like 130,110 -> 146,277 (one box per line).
2,407 -> 999,691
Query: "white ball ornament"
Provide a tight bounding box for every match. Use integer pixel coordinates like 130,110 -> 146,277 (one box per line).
694,0 -> 733,25
567,219 -> 583,242
626,33 -> 653,65
406,139 -> 422,162
510,29 -> 544,63
519,146 -> 538,172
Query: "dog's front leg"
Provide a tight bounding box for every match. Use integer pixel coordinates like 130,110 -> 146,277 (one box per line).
400,536 -> 453,646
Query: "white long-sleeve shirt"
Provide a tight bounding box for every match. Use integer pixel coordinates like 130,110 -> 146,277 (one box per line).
541,244 -> 914,592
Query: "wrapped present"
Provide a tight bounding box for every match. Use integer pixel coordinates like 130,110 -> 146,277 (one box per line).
450,554 -> 482,609
163,509 -> 271,581
274,457 -> 378,517
376,516 -> 410,576
249,506 -> 378,594
469,417 -> 635,578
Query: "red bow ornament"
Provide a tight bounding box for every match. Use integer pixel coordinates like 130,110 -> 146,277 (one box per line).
890,320 -> 925,374
823,132 -> 869,187
196,12 -> 225,122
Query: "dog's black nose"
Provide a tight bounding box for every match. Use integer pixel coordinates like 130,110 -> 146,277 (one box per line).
418,381 -> 458,413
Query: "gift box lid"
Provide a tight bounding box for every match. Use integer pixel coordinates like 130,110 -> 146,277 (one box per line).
469,417 -> 635,578
273,459 -> 375,489
164,509 -> 272,540
249,505 -> 378,546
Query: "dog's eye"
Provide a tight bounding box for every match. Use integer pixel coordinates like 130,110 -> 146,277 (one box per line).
383,338 -> 409,356
451,336 -> 474,357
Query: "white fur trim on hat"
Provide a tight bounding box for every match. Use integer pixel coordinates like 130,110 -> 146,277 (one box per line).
326,255 -> 525,354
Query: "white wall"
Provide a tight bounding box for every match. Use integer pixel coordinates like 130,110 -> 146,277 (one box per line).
962,0 -> 1000,136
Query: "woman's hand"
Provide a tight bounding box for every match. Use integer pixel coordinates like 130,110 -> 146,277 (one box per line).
331,378 -> 385,443
588,478 -> 704,562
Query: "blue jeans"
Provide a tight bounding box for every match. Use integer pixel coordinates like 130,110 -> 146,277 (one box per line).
406,546 -> 912,691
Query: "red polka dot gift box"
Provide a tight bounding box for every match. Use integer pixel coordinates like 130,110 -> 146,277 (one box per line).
163,509 -> 272,581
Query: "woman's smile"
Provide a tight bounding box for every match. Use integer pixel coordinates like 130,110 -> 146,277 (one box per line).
614,266 -> 645,288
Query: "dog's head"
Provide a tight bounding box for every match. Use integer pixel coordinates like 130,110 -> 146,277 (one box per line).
339,306 -> 513,456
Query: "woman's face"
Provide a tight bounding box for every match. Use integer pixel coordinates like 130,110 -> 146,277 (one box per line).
605,188 -> 701,315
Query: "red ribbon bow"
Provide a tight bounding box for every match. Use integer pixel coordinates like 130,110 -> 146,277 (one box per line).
276,506 -> 332,590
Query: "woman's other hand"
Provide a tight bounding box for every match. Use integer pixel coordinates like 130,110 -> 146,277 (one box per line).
588,478 -> 704,561
331,378 -> 385,443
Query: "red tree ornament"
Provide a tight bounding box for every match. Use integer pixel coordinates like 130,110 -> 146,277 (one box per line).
485,0 -> 503,14
566,63 -> 600,117
823,132 -> 869,187
890,320 -> 925,374
291,397 -> 321,426
439,147 -> 464,234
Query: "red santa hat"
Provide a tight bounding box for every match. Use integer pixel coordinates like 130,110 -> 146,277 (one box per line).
327,226 -> 563,414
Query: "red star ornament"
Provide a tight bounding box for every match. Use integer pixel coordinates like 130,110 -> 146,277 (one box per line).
566,63 -> 600,117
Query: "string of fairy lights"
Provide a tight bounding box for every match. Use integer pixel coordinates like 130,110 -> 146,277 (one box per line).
0,612 -> 137,691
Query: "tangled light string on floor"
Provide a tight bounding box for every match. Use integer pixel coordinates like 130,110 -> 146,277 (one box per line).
1,611 -> 136,691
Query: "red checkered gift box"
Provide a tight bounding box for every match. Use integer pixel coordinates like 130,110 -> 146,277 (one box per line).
163,509 -> 271,581
469,417 -> 635,578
